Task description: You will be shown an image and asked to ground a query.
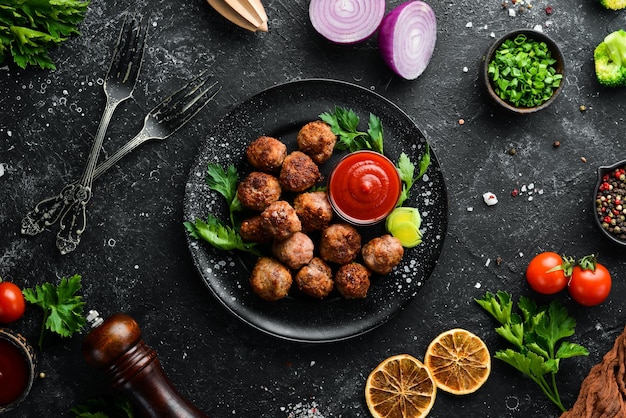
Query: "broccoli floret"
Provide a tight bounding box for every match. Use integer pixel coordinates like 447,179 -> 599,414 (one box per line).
594,30 -> 626,87
599,0 -> 626,10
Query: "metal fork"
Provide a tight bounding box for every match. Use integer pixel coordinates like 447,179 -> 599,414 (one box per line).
20,13 -> 148,237
55,72 -> 221,255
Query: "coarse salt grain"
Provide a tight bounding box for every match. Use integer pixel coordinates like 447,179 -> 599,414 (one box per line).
483,192 -> 498,206
466,22 -> 473,28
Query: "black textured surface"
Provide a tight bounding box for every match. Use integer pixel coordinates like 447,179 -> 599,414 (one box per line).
1,0 -> 625,417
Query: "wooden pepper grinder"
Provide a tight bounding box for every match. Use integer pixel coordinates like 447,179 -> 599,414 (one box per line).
82,311 -> 209,418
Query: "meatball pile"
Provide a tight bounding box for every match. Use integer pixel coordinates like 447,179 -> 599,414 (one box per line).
240,120 -> 405,301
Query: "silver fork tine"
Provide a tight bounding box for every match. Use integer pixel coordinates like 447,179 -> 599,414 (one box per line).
148,71 -> 221,137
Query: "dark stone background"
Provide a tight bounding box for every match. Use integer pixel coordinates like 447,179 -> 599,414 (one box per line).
1,0 -> 625,417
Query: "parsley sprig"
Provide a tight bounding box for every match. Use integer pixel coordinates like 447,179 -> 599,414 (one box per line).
23,274 -> 86,349
71,396 -> 135,418
395,144 -> 431,207
320,106 -> 384,153
0,0 -> 90,70
476,291 -> 589,412
184,163 -> 259,255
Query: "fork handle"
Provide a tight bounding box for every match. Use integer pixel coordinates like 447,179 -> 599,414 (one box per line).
78,97 -> 123,190
21,129 -> 151,237
56,185 -> 91,255
21,184 -> 77,235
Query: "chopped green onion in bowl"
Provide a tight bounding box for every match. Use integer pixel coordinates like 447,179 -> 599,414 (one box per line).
482,29 -> 565,113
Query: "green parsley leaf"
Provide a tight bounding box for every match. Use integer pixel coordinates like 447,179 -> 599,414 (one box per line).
22,274 -> 86,349
0,0 -> 90,70
71,396 -> 135,418
475,291 -> 589,412
319,106 -> 384,153
184,214 -> 260,256
395,144 -> 431,207
206,163 -> 242,225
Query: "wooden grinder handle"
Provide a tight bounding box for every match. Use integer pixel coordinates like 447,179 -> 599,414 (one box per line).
82,313 -> 209,418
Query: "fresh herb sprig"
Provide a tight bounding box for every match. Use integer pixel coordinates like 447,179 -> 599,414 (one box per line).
487,34 -> 563,108
0,0 -> 90,70
185,214 -> 260,255
396,144 -> 431,207
205,163 -> 242,226
71,396 -> 135,418
320,106 -> 384,153
184,163 -> 259,255
22,274 -> 86,349
476,291 -> 589,412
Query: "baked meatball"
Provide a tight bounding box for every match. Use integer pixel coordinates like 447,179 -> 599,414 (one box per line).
295,257 -> 334,299
246,136 -> 287,172
335,262 -> 370,299
249,257 -> 292,301
237,171 -> 281,211
319,223 -> 361,265
272,232 -> 314,270
260,200 -> 302,240
239,215 -> 269,243
362,234 -> 405,275
279,151 -> 321,192
296,120 -> 337,164
293,191 -> 333,232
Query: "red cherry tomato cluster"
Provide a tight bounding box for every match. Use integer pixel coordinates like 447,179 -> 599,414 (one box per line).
0,279 -> 26,323
526,252 -> 612,306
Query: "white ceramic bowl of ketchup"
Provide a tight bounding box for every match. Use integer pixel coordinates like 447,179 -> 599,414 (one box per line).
328,150 -> 401,226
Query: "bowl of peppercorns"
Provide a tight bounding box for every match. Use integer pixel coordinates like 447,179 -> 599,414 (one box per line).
594,159 -> 626,246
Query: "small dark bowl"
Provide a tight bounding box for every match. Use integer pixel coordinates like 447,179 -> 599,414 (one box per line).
0,328 -> 37,412
482,29 -> 566,114
593,159 -> 626,247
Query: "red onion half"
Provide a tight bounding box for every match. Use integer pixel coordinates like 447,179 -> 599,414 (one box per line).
309,0 -> 386,44
378,1 -> 437,80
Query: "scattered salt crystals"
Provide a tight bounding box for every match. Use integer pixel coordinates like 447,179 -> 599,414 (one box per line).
528,183 -> 535,190
284,402 -> 326,418
7,130 -> 11,137
310,361 -> 316,367
466,22 -> 473,28
467,206 -> 474,212
490,32 -> 496,38
508,8 -> 516,17
0,163 -> 5,177
475,282 -> 482,288
521,184 -> 527,193
483,192 -> 498,206
463,66 -> 469,73
485,258 -> 491,267
533,24 -> 543,32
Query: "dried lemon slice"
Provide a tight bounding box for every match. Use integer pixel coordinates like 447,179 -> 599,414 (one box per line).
365,354 -> 436,418
424,328 -> 491,395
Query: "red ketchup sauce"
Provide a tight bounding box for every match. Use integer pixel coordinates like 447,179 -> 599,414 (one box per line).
328,151 -> 401,225
0,338 -> 29,406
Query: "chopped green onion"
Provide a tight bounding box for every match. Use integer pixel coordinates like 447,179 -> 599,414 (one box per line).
488,34 -> 562,108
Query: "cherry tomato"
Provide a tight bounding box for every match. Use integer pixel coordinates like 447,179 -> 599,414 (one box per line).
0,281 -> 26,323
525,252 -> 569,294
568,263 -> 612,307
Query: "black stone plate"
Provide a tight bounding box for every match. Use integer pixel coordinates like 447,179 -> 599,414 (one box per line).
184,79 -> 448,343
